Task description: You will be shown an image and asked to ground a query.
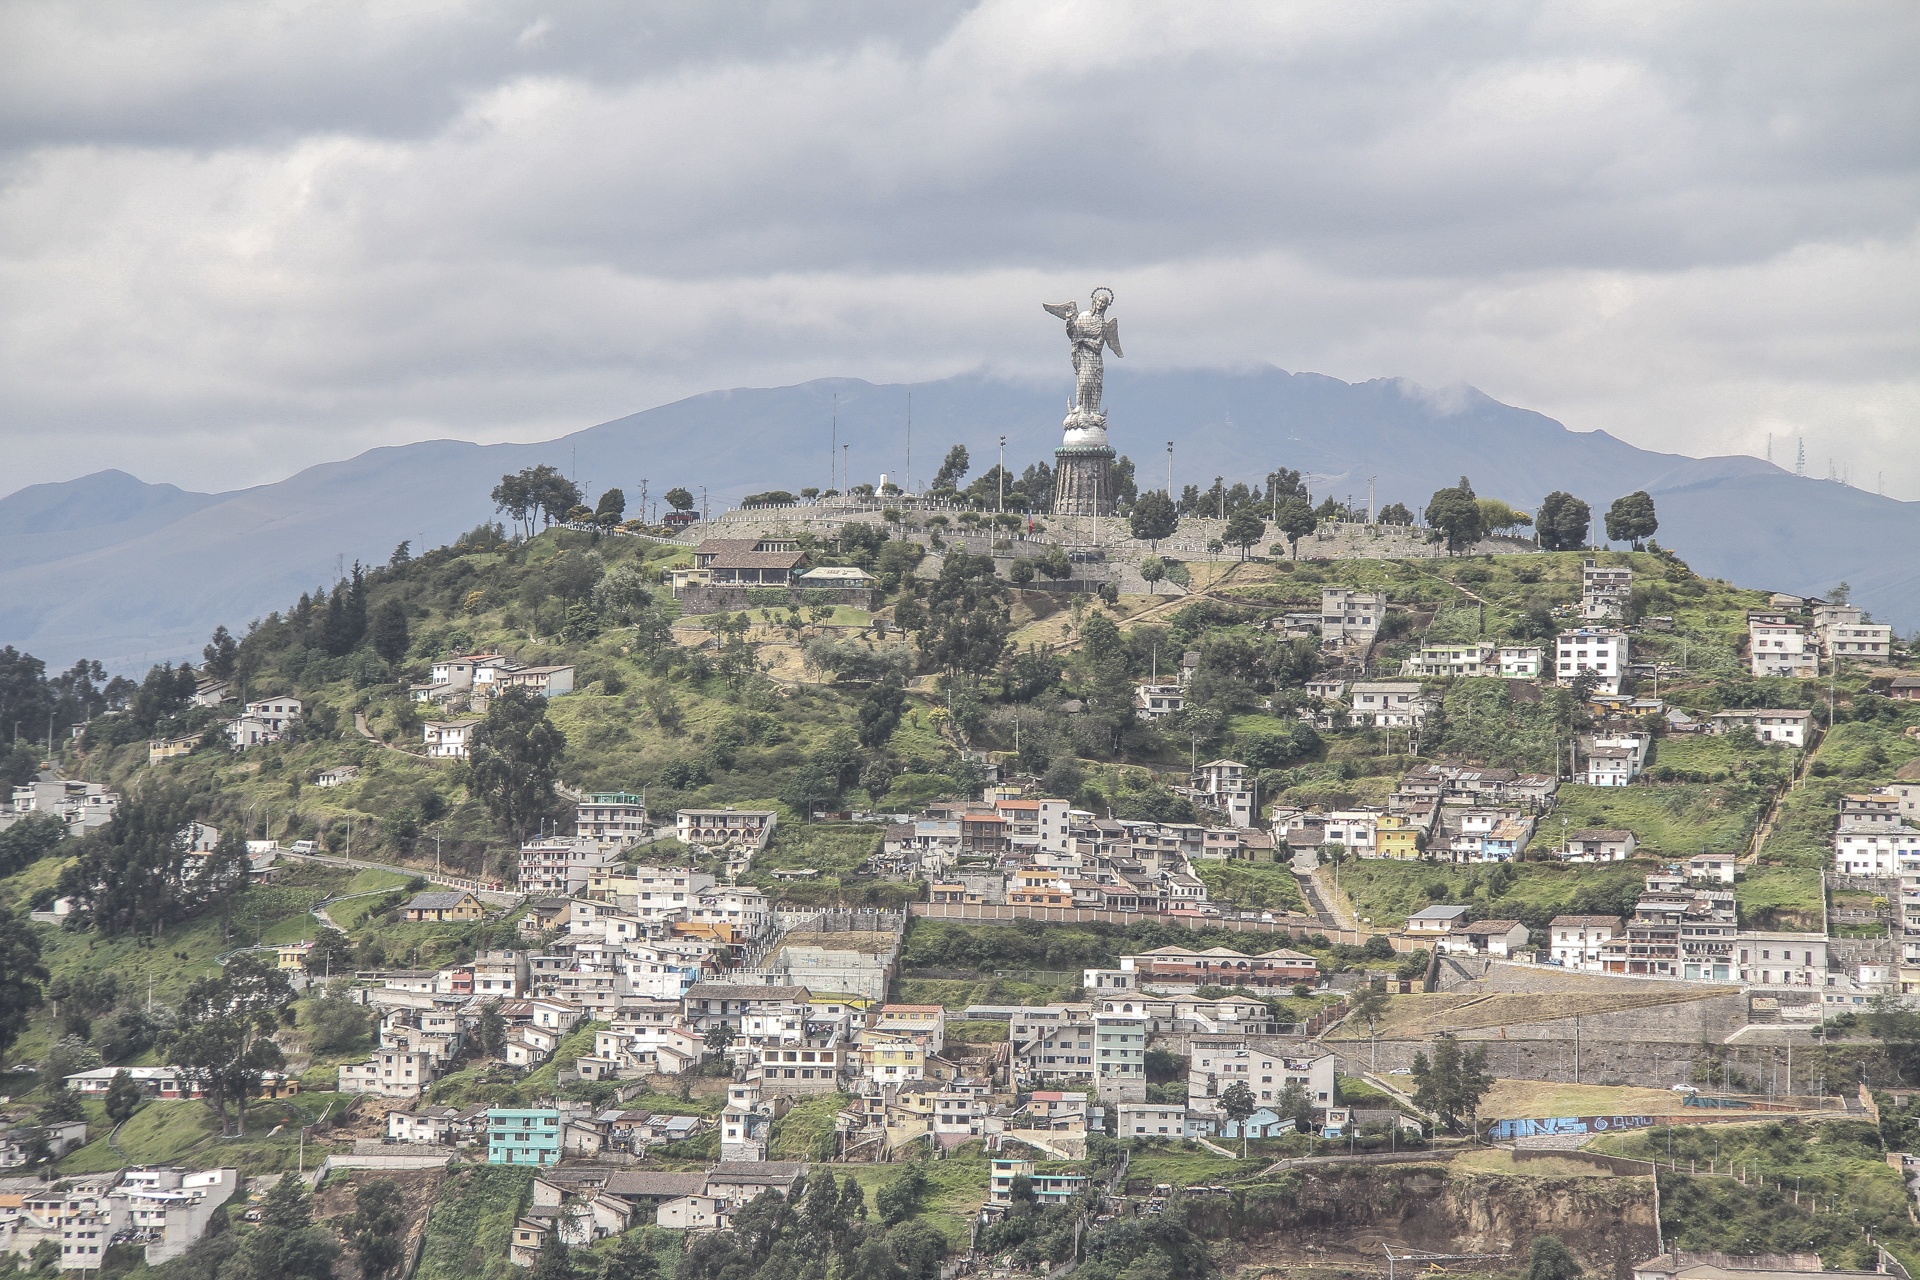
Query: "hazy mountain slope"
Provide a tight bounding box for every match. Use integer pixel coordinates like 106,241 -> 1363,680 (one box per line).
2,366 -> 1913,670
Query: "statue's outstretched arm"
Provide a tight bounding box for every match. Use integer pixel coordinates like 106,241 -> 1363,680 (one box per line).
1042,301 -> 1077,321
1104,318 -> 1123,359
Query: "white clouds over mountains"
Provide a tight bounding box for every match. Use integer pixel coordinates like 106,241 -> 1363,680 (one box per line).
2,1 -> 1915,494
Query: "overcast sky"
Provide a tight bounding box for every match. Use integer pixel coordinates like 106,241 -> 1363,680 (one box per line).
3,1 -> 1916,498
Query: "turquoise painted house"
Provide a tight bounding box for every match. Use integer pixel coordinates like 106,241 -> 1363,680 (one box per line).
488,1107 -> 562,1165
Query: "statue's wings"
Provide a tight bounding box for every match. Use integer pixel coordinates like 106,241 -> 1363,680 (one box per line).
1104,317 -> 1123,358
1042,300 -> 1077,321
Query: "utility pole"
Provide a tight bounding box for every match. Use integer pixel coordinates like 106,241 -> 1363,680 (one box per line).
1369,476 -> 1377,524
905,391 -> 912,494
831,392 -> 838,495
843,444 -> 850,497
701,485 -> 708,522
1166,441 -> 1174,499
999,435 -> 1006,514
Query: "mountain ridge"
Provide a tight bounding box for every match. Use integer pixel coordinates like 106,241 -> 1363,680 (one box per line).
3,365 -> 1913,670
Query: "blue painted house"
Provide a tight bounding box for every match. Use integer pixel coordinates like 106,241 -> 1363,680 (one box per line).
488,1107 -> 562,1165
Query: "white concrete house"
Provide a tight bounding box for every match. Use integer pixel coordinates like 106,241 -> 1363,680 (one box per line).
1556,628 -> 1628,695
1749,620 -> 1817,679
1549,915 -> 1619,971
1708,709 -> 1813,748
423,719 -> 481,758
1835,824 -> 1920,876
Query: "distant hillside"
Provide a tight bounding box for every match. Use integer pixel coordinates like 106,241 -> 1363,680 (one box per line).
3,366 -> 1916,668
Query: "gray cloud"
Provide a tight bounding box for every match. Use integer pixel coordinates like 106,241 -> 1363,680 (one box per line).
1,0 -> 1915,497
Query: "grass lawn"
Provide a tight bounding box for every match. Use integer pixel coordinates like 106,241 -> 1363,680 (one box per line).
59,1092 -> 354,1176
1760,721 -> 1920,870
1551,782 -> 1765,856
840,1148 -> 995,1247
768,1091 -> 849,1161
1478,1079 -> 1692,1119
1734,866 -> 1825,930
1451,1149 -> 1613,1177
1649,735 -> 1798,779
946,1020 -> 1008,1044
1332,858 -> 1646,931
1122,1141 -> 1250,1190
429,1023 -> 605,1108
1190,860 -> 1306,913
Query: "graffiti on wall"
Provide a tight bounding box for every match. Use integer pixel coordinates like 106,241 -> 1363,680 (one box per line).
1483,1114 -> 1659,1142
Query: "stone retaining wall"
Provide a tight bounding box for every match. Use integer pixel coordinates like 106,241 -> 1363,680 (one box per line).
676,584 -> 874,614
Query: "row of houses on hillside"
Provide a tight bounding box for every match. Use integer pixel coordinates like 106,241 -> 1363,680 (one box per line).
0,1167 -> 237,1269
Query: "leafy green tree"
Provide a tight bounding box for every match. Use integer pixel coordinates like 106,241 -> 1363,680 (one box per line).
304,929 -> 356,978
594,488 -> 626,526
1223,508 -> 1266,560
167,952 -> 291,1135
492,471 -> 537,539
1275,1081 -> 1315,1134
562,603 -> 601,643
1139,555 -> 1167,594
1477,499 -> 1533,535
370,601 -> 410,666
1129,490 -> 1178,549
914,551 -> 1010,681
1411,1033 -> 1493,1133
466,687 -> 567,841
260,1172 -> 312,1231
530,1236 -> 580,1280
477,999 -> 507,1057
594,564 -> 655,623
39,1085 -> 83,1124
1273,496 -> 1316,558
1008,559 -> 1035,586
876,1163 -> 926,1225
1604,490 -> 1659,548
664,487 -> 695,513
104,1069 -> 142,1125
0,817 -> 63,875
306,989 -> 374,1054
202,625 -> 238,678
350,1179 -> 406,1280
931,445 -> 970,492
1527,1236 -> 1584,1280
1424,478 -> 1485,554
0,739 -> 41,791
1378,501 -> 1413,525
1220,1079 -> 1257,1156
858,680 -> 907,750
56,786 -> 209,937
0,904 -> 46,1065
1537,491 -> 1591,550
595,1233 -> 658,1280
704,1022 -> 737,1054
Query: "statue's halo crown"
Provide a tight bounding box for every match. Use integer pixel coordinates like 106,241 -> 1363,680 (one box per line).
1091,287 -> 1115,306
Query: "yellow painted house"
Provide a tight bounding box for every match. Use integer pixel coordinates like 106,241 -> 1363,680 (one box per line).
857,1037 -> 925,1084
1375,814 -> 1424,860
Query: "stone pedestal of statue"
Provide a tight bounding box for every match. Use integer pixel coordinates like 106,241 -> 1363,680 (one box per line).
1053,409 -> 1115,516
